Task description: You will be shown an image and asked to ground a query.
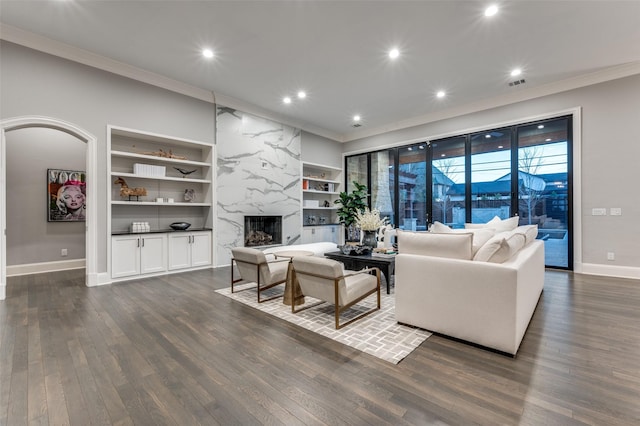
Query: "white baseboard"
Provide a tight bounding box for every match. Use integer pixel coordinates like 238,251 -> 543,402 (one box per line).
579,263 -> 640,280
87,272 -> 112,287
6,259 -> 86,277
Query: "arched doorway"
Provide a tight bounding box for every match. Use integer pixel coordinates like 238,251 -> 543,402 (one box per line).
0,116 -> 97,300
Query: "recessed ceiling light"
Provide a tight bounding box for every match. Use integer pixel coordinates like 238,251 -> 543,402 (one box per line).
498,145 -> 504,149
202,48 -> 214,59
441,154 -> 446,157
388,48 -> 400,59
511,68 -> 522,77
419,145 -> 425,150
283,96 -> 292,104
485,4 -> 499,17
545,138 -> 552,142
353,115 -> 361,122
485,134 -> 491,138
297,91 -> 306,99
538,124 -> 544,129
436,90 -> 446,99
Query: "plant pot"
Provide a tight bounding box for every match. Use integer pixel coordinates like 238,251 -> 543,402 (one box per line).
362,230 -> 377,249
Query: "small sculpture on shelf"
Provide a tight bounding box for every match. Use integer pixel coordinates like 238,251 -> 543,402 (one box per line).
184,188 -> 196,202
114,177 -> 147,201
174,167 -> 197,178
133,146 -> 188,160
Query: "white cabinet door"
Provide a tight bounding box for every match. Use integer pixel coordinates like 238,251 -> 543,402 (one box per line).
321,225 -> 339,243
112,235 -> 141,278
168,234 -> 191,271
301,227 -> 315,244
140,234 -> 167,274
190,232 -> 212,267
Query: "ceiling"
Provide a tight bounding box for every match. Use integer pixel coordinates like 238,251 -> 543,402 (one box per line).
1,1 -> 640,142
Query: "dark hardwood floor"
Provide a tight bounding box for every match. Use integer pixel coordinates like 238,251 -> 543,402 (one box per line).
1,267 -> 639,425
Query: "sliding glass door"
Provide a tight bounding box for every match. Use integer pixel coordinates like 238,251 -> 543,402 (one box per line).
344,115 -> 572,269
431,136 -> 465,228
398,144 -> 427,230
470,128 -> 513,224
517,118 -> 571,268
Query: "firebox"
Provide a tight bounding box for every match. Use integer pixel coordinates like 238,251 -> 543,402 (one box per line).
244,215 -> 282,247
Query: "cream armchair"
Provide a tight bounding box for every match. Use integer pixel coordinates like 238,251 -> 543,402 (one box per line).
291,256 -> 381,329
231,247 -> 289,303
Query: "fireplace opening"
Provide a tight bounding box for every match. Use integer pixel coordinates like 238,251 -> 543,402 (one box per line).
244,215 -> 282,247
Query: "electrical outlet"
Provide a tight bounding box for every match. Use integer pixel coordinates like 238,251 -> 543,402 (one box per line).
61,248 -> 68,257
607,252 -> 615,261
592,208 -> 606,216
610,208 -> 622,216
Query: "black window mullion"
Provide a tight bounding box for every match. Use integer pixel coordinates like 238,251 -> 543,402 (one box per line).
511,127 -> 519,218
464,135 -> 472,223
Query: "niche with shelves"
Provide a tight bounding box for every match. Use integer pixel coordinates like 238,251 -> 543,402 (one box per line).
301,161 -> 343,244
107,125 -> 214,280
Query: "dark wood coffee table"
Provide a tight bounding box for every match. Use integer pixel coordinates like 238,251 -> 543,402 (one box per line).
324,251 -> 396,294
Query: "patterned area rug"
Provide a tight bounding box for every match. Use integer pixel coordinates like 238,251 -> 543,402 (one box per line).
216,283 -> 431,364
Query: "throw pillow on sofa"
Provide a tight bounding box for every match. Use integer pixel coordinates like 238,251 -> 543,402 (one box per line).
514,224 -> 538,245
397,230 -> 474,260
474,231 -> 526,263
465,215 -> 519,233
430,221 -> 495,256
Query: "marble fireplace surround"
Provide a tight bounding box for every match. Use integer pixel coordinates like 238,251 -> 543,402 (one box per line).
216,107 -> 302,265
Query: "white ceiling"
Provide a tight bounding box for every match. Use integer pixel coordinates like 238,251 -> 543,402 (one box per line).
1,1 -> 640,142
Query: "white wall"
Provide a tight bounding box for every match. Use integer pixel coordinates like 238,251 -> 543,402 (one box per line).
6,127 -> 86,265
0,41 -> 216,274
344,73 -> 640,277
301,131 -> 343,168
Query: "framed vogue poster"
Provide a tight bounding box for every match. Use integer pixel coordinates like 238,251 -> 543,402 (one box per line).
47,168 -> 86,222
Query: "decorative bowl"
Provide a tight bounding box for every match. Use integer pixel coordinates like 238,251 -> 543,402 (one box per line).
339,244 -> 372,256
170,222 -> 191,231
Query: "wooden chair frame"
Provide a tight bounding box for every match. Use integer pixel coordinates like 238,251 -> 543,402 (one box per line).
231,256 -> 289,303
292,267 -> 381,329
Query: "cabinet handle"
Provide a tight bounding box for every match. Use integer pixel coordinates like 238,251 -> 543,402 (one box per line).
137,238 -> 140,248
142,238 -> 145,247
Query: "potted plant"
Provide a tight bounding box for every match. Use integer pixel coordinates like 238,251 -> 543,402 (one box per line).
334,181 -> 368,243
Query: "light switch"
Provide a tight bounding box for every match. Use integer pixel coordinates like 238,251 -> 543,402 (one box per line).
610,208 -> 622,216
591,208 -> 606,216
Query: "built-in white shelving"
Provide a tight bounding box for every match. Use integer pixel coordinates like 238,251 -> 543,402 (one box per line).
107,125 -> 214,281
301,161 -> 343,244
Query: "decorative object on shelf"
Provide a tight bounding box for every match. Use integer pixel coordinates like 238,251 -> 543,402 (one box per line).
339,244 -> 372,256
174,167 -> 197,178
355,208 -> 388,248
323,200 -> 330,207
131,222 -> 150,233
184,188 -> 196,202
47,168 -> 86,222
134,146 -> 188,160
114,177 -> 147,201
335,181 -> 368,243
170,222 -> 191,231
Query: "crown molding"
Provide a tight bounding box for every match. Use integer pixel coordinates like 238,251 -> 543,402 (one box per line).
343,60 -> 640,142
0,24 -> 343,142
0,24 -> 216,103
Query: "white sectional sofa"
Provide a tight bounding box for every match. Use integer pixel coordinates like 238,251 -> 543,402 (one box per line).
395,220 -> 545,356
